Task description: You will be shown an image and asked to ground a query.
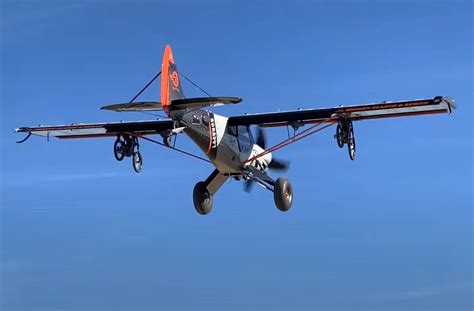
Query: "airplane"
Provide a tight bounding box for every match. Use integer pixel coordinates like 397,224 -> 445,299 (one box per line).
15,45 -> 455,215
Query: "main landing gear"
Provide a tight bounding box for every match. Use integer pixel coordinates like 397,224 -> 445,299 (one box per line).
241,166 -> 294,213
193,181 -> 213,215
114,134 -> 143,173
335,118 -> 356,160
192,169 -> 229,215
192,175 -> 294,215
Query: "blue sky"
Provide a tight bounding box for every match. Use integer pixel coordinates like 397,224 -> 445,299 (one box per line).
1,1 -> 472,310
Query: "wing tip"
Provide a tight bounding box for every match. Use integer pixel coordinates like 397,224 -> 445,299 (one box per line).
436,96 -> 456,113
100,105 -> 122,112
445,97 -> 456,111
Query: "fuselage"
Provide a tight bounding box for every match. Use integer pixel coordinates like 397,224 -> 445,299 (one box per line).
172,109 -> 271,175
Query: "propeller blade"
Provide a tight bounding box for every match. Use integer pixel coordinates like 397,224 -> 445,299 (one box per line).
255,126 -> 290,172
268,158 -> 290,172
256,126 -> 267,149
244,179 -> 254,193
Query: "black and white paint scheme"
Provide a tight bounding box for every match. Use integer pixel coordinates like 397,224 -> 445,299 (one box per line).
15,45 -> 456,215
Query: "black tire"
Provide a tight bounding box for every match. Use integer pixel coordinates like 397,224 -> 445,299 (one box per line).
114,137 -> 125,161
163,135 -> 173,147
336,124 -> 344,148
273,177 -> 293,212
347,123 -> 356,161
132,151 -> 143,173
193,181 -> 213,215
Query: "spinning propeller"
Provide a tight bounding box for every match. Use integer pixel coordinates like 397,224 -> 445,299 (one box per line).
244,127 -> 290,192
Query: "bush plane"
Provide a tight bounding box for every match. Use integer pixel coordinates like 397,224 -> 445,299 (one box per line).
15,45 -> 455,214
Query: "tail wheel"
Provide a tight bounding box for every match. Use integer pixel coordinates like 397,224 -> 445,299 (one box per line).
132,151 -> 143,173
193,181 -> 213,215
335,123 -> 344,148
273,177 -> 293,212
114,136 -> 126,161
347,122 -> 356,161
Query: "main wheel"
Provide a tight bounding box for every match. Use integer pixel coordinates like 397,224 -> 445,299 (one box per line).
132,151 -> 143,173
273,177 -> 293,212
193,181 -> 213,215
114,137 -> 125,161
347,123 -> 356,161
336,123 -> 344,148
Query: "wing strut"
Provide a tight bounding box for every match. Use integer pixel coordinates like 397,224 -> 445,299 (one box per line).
245,118 -> 335,165
126,132 -> 211,164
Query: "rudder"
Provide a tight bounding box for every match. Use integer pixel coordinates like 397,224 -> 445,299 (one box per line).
161,44 -> 185,115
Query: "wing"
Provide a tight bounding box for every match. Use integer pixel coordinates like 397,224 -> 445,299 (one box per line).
15,119 -> 174,140
228,96 -> 455,127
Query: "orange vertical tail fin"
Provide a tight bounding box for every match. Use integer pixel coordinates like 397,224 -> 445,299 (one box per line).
161,45 -> 185,115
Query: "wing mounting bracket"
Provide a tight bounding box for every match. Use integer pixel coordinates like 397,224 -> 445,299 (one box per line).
290,121 -> 304,131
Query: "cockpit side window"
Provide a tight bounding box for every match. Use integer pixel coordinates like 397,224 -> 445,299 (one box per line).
237,125 -> 253,152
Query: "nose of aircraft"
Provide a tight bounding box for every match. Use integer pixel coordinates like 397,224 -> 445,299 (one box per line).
251,143 -> 272,170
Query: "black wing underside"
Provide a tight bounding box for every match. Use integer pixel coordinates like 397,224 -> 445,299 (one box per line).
15,119 -> 174,140
101,97 -> 242,112
228,97 -> 455,127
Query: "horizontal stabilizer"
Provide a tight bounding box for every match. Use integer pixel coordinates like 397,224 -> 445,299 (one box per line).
101,97 -> 242,112
172,96 -> 242,109
101,102 -> 163,112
